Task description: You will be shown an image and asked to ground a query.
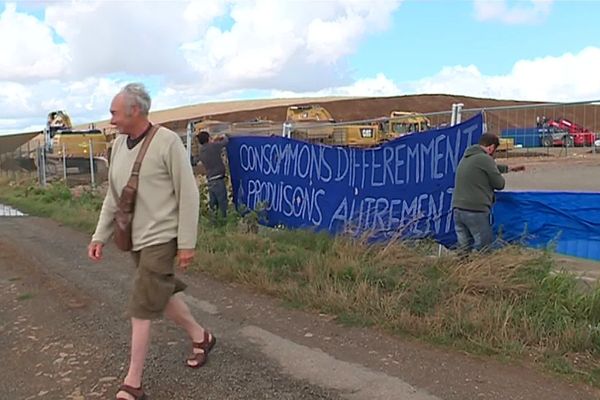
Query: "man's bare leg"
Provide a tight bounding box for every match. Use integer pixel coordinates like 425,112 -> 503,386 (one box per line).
117,318 -> 151,400
164,293 -> 210,366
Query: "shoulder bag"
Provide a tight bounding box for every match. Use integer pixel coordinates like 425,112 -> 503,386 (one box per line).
113,125 -> 160,251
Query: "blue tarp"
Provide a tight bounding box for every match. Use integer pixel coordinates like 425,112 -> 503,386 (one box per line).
227,114 -> 484,247
494,191 -> 600,260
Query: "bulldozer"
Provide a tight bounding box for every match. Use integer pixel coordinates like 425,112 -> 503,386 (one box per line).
285,105 -> 431,147
386,111 -> 431,138
183,117 -> 280,167
285,105 -> 336,144
43,110 -> 112,173
286,104 -> 389,147
183,118 -> 232,165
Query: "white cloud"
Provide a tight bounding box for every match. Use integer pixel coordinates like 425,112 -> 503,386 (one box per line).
43,1 -> 206,79
0,3 -> 69,80
4,0 -> 400,90
270,73 -> 400,98
0,78 -> 124,134
408,46 -> 600,102
181,0 -> 402,93
1,0 -> 597,137
0,82 -> 34,117
0,0 -> 403,134
153,72 -> 399,110
474,0 -> 553,24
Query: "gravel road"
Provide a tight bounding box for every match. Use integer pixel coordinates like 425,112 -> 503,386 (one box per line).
0,215 -> 598,400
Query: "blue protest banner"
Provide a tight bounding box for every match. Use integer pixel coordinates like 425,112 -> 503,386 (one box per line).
226,114 -> 483,246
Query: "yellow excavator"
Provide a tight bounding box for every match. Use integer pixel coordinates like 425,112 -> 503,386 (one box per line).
183,117 -> 280,165
286,105 -> 390,147
43,110 -> 112,172
285,105 -> 431,147
386,111 -> 431,138
180,105 -> 434,156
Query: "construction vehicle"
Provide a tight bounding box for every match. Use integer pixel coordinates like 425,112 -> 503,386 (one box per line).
186,117 -> 277,139
284,105 -> 435,147
499,115 -> 600,148
285,105 -> 420,147
497,137 -> 515,151
43,110 -> 112,172
285,104 -> 336,123
102,126 -> 119,164
183,117 -> 280,165
537,116 -> 596,146
386,111 -> 431,138
183,105 -> 433,154
285,105 -> 339,144
501,126 -> 574,148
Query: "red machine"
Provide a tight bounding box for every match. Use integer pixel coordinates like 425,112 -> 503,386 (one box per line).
537,116 -> 596,146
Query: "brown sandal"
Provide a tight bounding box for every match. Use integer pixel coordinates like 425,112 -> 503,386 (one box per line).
187,330 -> 217,368
116,384 -> 147,400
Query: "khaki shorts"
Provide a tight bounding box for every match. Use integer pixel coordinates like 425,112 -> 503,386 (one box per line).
128,239 -> 187,320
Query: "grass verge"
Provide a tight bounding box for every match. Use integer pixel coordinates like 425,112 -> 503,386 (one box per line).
2,178 -> 600,386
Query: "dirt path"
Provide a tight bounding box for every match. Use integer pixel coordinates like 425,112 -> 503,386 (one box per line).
1,216 -> 599,400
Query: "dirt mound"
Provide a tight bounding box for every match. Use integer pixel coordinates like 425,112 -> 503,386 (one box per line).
159,94 -> 600,137
161,94 -> 527,132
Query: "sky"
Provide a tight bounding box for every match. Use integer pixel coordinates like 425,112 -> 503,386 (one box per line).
1,0 -> 599,134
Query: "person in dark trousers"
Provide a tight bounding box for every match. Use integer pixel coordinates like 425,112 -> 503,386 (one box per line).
451,133 -> 525,254
196,131 -> 229,219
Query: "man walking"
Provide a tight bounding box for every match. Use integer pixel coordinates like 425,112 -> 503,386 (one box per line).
452,133 -> 524,254
196,131 -> 229,219
87,83 -> 215,400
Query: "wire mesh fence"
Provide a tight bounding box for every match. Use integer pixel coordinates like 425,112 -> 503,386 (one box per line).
1,100 -> 598,188
0,141 -> 107,188
278,100 -> 600,159
465,101 -> 600,159
0,202 -> 26,217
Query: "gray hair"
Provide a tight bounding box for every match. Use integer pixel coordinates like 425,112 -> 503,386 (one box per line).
119,82 -> 151,116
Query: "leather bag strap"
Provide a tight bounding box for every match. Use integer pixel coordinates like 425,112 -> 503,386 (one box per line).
126,124 -> 160,190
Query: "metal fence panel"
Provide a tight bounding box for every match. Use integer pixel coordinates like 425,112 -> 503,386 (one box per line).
1,100 -> 598,189
0,142 -> 106,188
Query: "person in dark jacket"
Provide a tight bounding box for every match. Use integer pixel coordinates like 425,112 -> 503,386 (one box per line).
451,133 -> 524,253
195,131 -> 229,219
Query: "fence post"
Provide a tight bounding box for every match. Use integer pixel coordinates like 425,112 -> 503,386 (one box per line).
37,145 -> 46,187
27,141 -> 32,179
89,139 -> 95,188
450,104 -> 456,126
62,143 -> 67,183
42,146 -> 47,187
440,104 -> 458,257
36,146 -> 40,184
455,103 -> 464,125
10,152 -> 16,182
282,122 -> 292,138
186,122 -> 193,163
17,145 -> 22,181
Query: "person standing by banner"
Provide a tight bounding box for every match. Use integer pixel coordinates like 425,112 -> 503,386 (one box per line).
87,83 -> 215,400
195,131 -> 230,220
451,133 -> 525,254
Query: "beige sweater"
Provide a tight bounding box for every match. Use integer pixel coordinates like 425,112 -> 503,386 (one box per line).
92,126 -> 199,251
